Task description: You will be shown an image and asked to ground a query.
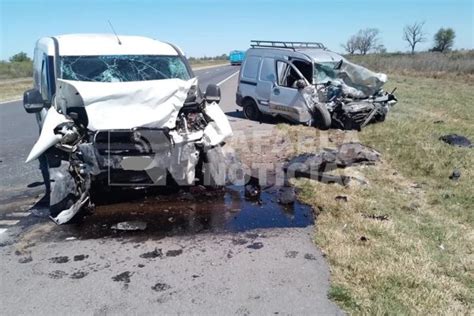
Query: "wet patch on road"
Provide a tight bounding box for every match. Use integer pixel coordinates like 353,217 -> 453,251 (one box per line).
112,271 -> 133,288
73,254 -> 89,261
70,271 -> 88,279
151,282 -> 171,292
165,249 -> 183,257
246,242 -> 264,250
140,248 -> 163,259
49,256 -> 69,263
49,270 -> 67,279
6,180 -> 314,244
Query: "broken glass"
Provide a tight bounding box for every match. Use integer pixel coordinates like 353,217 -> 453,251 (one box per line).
60,55 -> 190,82
313,62 -> 338,84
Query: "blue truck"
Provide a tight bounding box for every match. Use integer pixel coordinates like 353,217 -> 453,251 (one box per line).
229,50 -> 245,66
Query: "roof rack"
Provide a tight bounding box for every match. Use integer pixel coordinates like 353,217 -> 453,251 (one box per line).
250,40 -> 326,50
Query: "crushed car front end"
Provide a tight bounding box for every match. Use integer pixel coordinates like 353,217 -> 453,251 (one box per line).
25,42 -> 232,225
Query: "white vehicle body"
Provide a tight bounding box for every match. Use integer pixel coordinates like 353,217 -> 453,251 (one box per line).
24,34 -> 232,224
236,40 -> 396,129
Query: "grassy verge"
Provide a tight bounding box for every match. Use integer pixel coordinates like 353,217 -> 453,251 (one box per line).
0,78 -> 32,102
280,75 -> 473,314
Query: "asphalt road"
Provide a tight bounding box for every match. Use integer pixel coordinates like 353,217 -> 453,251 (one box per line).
0,64 -> 341,315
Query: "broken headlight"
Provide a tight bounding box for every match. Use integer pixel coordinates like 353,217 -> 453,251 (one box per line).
54,122 -> 81,145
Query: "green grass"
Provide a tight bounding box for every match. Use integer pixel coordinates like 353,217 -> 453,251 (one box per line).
279,74 -> 473,314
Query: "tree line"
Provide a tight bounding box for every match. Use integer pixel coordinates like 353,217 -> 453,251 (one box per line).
342,24 -> 456,55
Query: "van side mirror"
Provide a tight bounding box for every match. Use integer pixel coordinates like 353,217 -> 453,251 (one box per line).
23,89 -> 44,113
205,84 -> 221,104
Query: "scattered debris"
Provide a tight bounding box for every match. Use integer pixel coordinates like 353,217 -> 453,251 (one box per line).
232,238 -> 248,245
112,271 -> 133,286
49,270 -> 67,279
140,248 -> 163,259
449,169 -> 461,181
244,178 -> 261,200
278,187 -> 296,205
49,256 -> 69,264
165,249 -> 183,257
285,251 -> 299,258
111,221 -> 147,231
363,214 -> 389,221
247,242 -> 264,250
73,254 -> 89,261
70,271 -> 88,279
151,282 -> 171,292
285,143 -> 380,185
304,253 -> 317,260
18,256 -> 33,264
335,195 -> 348,202
439,134 -> 472,147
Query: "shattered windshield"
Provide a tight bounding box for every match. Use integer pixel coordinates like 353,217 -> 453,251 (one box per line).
313,62 -> 338,84
60,55 -> 191,82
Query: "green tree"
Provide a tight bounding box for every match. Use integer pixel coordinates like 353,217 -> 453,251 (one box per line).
432,28 -> 455,52
9,52 -> 31,62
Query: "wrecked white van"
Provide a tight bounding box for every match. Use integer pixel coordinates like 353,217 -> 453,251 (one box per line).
23,34 -> 232,224
236,40 -> 397,130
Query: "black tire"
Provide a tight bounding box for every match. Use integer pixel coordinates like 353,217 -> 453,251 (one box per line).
243,99 -> 261,121
312,102 -> 332,130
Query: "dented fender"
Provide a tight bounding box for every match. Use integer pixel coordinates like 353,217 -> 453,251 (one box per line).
202,102 -> 233,147
26,107 -> 71,163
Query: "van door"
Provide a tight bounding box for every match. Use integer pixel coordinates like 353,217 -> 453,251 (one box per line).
269,60 -> 312,123
255,57 -> 275,111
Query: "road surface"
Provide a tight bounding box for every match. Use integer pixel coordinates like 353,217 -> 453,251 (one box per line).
0,64 -> 341,315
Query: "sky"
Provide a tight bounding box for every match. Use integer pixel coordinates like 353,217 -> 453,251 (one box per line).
0,0 -> 472,60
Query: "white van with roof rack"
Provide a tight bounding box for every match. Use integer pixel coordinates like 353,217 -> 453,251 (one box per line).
236,40 -> 397,130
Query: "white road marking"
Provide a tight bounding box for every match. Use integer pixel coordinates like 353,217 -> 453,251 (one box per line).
0,98 -> 21,105
0,220 -> 20,226
6,212 -> 30,218
217,71 -> 239,86
0,228 -> 7,234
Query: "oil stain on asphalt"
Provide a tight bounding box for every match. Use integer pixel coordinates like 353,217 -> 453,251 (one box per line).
26,182 -> 314,242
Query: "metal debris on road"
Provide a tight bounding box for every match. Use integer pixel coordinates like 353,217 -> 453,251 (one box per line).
284,143 -> 380,185
111,221 -> 147,231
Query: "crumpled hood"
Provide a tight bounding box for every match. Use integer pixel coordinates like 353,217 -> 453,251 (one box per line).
56,78 -> 197,131
338,59 -> 387,97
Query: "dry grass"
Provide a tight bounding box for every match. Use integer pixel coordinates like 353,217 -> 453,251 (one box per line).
348,51 -> 474,83
0,63 -> 228,102
0,78 -> 32,102
278,74 -> 473,314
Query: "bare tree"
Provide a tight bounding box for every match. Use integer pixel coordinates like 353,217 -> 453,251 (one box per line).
355,28 -> 380,55
341,35 -> 358,55
403,22 -> 426,54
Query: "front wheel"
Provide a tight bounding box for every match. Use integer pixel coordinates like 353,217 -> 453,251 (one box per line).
243,99 -> 261,121
312,102 -> 332,130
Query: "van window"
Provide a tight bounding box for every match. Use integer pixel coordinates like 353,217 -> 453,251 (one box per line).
40,59 -> 49,101
242,56 -> 261,79
291,59 -> 313,83
276,61 -> 290,86
259,58 -> 276,82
